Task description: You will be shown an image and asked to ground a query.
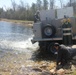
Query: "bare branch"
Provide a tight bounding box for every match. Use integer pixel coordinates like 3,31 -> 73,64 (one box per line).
49,0 -> 55,9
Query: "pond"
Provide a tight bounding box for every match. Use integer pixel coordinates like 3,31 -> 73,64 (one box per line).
0,21 -> 40,75
0,21 -> 38,51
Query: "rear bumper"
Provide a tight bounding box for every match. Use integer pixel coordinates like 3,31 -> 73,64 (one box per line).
32,38 -> 62,41
32,36 -> 76,41
31,36 -> 76,44
31,37 -> 62,44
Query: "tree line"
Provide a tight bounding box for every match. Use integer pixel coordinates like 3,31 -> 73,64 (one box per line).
0,0 -> 76,21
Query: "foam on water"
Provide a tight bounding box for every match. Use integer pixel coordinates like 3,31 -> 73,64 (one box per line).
0,22 -> 38,52
0,32 -> 38,52
0,37 -> 38,52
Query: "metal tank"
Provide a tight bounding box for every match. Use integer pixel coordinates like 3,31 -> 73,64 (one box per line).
32,7 -> 76,54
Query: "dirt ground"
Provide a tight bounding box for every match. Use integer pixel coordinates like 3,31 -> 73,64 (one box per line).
0,45 -> 76,75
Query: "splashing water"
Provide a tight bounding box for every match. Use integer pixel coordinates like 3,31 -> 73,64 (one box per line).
0,34 -> 38,52
0,21 -> 39,52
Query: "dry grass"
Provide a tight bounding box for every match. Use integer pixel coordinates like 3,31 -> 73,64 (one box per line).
0,18 -> 33,27
73,71 -> 76,75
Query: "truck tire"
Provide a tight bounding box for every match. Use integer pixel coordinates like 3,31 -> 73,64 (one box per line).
48,43 -> 57,54
42,25 -> 56,38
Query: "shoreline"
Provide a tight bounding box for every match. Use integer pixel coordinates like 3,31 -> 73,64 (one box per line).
0,18 -> 33,27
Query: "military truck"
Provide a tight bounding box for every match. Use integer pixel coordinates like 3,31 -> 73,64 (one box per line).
32,7 -> 76,53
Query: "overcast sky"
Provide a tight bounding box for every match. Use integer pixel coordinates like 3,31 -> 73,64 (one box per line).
0,0 -> 69,9
0,0 -> 36,8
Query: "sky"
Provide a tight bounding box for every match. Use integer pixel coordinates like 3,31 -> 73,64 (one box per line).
0,0 -> 36,9
0,0 -> 69,9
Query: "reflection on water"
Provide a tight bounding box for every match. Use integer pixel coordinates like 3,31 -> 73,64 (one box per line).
0,21 -> 32,39
0,21 -> 38,51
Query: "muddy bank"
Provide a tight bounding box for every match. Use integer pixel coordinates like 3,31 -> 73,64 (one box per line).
0,47 -> 76,75
0,19 -> 33,27
0,51 -> 57,75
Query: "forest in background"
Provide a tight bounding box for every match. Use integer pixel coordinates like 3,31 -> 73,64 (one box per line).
0,0 -> 76,21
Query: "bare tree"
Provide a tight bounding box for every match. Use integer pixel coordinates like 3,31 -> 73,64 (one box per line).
20,0 -> 24,7
43,0 -> 48,10
59,0 -> 63,8
31,3 -> 37,13
18,0 -> 26,12
11,0 -> 17,11
69,0 -> 72,6
36,0 -> 42,10
49,0 -> 55,9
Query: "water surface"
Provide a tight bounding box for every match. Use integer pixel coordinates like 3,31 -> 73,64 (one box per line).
0,21 -> 38,52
